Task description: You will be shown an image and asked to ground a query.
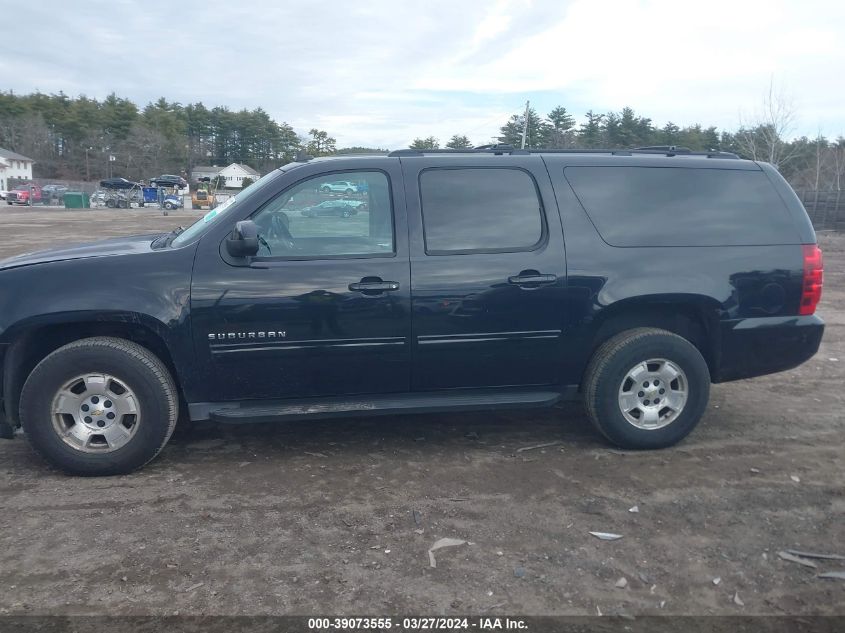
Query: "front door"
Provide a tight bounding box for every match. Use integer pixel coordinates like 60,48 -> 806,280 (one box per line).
190,164 -> 411,401
401,156 -> 567,390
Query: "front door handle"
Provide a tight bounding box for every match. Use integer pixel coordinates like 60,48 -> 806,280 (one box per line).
349,277 -> 400,294
508,271 -> 557,287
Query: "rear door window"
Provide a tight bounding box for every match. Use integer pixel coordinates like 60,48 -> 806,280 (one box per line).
564,166 -> 799,246
419,168 -> 544,254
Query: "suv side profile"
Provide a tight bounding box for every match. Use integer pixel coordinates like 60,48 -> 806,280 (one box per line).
319,180 -> 357,194
0,147 -> 824,475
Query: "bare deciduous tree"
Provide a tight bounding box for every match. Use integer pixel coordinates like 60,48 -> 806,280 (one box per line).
736,80 -> 801,169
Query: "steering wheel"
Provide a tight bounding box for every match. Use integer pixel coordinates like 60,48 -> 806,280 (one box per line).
260,211 -> 297,252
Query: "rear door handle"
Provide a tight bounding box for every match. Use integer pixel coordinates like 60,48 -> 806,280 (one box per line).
508,272 -> 557,286
348,278 -> 400,294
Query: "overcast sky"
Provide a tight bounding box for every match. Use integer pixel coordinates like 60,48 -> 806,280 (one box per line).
2,0 -> 844,148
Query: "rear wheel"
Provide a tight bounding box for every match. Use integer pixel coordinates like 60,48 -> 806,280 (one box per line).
582,328 -> 710,449
20,337 -> 178,476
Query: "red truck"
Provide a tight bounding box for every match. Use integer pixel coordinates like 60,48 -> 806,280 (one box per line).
6,184 -> 42,206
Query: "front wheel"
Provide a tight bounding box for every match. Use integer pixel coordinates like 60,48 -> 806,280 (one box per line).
20,337 -> 179,476
582,328 -> 710,449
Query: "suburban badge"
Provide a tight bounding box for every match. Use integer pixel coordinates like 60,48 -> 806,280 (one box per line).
208,331 -> 287,341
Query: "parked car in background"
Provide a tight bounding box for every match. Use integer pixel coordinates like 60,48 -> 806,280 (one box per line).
150,174 -> 187,189
0,189 -> 7,201
90,190 -> 106,207
319,180 -> 357,194
6,184 -> 43,205
301,199 -> 365,217
41,184 -> 69,203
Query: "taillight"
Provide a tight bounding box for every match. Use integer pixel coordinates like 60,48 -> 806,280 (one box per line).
799,244 -> 823,315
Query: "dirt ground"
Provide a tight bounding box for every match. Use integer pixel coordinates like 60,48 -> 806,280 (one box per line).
0,207 -> 842,617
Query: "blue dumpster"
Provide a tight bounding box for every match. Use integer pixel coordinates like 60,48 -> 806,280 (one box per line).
142,187 -> 159,204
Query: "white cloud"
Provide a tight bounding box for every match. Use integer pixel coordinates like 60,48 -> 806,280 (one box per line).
1,0 -> 843,147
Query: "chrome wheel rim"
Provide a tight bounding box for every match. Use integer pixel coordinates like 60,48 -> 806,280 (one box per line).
51,374 -> 141,453
617,358 -> 688,430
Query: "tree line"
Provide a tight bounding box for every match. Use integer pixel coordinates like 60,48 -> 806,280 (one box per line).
0,92 -> 329,182
1,91 -> 843,191
413,104 -> 845,191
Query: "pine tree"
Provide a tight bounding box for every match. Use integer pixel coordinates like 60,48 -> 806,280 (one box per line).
579,111 -> 605,148
661,122 -> 680,146
306,129 -> 336,156
410,136 -> 439,150
498,107 -> 550,148
445,134 -> 472,149
547,106 -> 576,148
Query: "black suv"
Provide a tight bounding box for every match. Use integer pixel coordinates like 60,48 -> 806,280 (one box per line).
0,147 -> 824,475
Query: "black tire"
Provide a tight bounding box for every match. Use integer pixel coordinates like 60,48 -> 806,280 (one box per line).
344,188 -> 353,195
20,337 -> 179,476
341,209 -> 351,218
582,327 -> 710,449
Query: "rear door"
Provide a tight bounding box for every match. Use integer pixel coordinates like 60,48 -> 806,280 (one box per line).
401,155 -> 568,390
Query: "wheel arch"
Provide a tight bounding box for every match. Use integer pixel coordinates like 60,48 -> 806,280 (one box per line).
2,314 -> 181,429
585,294 -> 721,383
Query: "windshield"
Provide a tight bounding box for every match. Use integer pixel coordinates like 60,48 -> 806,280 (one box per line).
171,170 -> 285,246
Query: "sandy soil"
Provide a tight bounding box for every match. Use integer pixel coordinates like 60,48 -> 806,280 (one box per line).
0,208 -> 842,616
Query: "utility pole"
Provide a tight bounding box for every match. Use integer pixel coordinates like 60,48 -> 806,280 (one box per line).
520,100 -> 530,149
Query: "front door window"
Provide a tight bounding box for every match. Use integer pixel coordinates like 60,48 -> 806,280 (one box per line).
251,171 -> 393,259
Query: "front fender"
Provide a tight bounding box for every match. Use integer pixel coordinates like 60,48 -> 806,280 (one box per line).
0,245 -> 199,414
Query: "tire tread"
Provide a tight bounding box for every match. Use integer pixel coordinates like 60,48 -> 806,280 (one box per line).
583,327 -> 705,445
20,336 -> 178,474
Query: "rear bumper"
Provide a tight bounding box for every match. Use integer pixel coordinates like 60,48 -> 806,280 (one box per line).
713,314 -> 824,382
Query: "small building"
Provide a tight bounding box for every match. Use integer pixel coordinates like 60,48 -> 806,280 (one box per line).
191,165 -> 222,182
0,148 -> 35,190
218,163 -> 261,188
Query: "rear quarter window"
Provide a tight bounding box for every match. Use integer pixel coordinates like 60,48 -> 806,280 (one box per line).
564,166 -> 800,247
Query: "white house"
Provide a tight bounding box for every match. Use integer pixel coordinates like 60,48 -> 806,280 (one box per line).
191,163 -> 260,189
0,148 -> 35,190
219,163 -> 260,188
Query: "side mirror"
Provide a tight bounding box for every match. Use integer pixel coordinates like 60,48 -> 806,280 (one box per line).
226,220 -> 260,258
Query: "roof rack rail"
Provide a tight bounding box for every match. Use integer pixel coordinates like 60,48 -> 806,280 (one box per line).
386,147 -> 740,159
634,145 -> 691,154
387,145 -> 529,157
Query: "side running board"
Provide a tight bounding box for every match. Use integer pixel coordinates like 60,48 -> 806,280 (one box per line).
196,390 -> 563,424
